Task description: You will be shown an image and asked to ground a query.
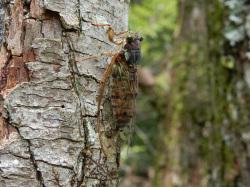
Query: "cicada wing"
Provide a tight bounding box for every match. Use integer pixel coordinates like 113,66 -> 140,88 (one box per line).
111,62 -> 138,129
128,64 -> 138,96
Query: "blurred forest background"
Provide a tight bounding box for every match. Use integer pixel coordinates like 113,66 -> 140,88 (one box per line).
120,0 -> 250,187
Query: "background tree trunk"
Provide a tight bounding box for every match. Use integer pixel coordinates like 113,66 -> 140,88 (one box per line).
156,0 -> 250,187
0,0 -> 129,186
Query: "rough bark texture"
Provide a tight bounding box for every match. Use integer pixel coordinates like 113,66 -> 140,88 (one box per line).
0,0 -> 129,186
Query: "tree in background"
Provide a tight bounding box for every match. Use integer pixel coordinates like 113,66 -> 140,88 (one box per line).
0,0 -> 128,186
156,0 -> 250,187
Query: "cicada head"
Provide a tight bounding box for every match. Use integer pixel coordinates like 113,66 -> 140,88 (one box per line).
123,33 -> 143,65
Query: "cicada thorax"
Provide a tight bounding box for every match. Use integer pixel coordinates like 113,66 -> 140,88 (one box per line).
110,61 -> 138,128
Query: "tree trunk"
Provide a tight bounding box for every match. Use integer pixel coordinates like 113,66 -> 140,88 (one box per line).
156,0 -> 250,187
0,0 -> 129,186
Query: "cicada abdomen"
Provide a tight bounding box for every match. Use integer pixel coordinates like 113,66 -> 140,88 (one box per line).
110,62 -> 138,128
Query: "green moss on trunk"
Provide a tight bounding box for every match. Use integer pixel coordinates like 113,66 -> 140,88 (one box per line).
155,1 -> 250,186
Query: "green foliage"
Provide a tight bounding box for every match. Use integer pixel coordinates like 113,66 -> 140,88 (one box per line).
129,0 -> 177,66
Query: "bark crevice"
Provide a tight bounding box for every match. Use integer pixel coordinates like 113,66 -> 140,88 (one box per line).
65,33 -> 88,186
10,122 -> 44,186
27,139 -> 46,187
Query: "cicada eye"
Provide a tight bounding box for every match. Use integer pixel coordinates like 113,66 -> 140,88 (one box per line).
126,36 -> 133,44
139,37 -> 143,41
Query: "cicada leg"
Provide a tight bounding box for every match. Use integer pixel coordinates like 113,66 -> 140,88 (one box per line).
107,27 -> 128,46
96,53 -> 120,157
91,23 -> 127,46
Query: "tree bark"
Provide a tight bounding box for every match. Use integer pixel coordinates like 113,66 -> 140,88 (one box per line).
0,0 -> 129,186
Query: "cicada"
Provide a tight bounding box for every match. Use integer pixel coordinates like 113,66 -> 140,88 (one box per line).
97,29 -> 143,131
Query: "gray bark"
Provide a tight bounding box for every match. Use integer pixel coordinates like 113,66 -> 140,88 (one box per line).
0,0 -> 129,186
